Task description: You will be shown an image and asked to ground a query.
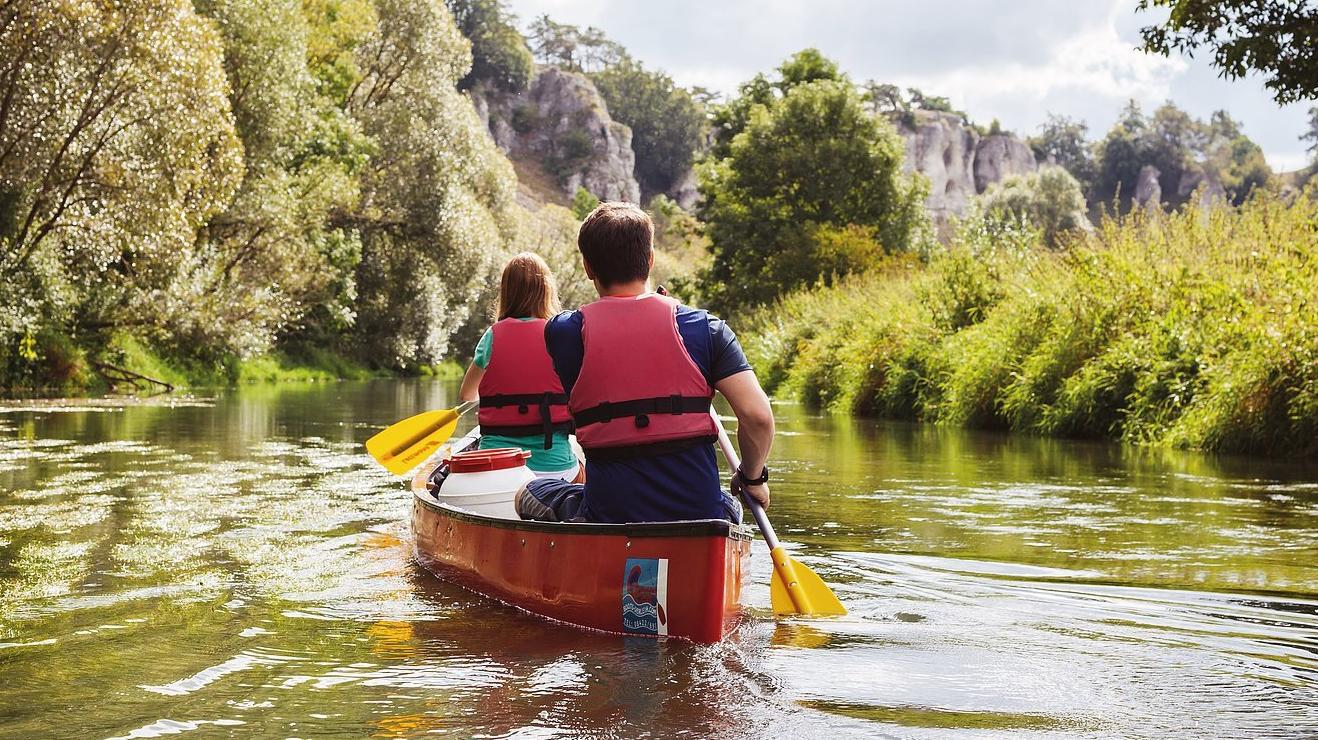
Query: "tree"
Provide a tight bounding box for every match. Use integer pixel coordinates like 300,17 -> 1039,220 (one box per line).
977,167 -> 1090,248
1093,100 -> 1271,210
708,49 -> 846,160
0,0 -> 242,350
1304,107 -> 1318,159
591,59 -> 705,196
191,0 -> 366,356
1029,114 -> 1096,194
1137,0 -> 1318,105
341,0 -> 517,367
526,15 -> 625,74
698,74 -> 926,311
445,0 -> 533,92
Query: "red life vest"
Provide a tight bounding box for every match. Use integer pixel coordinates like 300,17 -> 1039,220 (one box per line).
478,318 -> 571,449
569,294 -> 716,459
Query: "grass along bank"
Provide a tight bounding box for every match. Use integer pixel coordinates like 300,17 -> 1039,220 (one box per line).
1,333 -> 464,395
742,192 -> 1318,458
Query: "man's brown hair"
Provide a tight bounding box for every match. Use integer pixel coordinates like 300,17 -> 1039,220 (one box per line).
577,201 -> 653,287
497,252 -> 561,320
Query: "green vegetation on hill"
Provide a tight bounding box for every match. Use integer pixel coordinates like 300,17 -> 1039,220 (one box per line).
743,191 -> 1318,457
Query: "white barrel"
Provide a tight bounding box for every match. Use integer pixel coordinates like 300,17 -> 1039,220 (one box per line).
437,448 -> 534,519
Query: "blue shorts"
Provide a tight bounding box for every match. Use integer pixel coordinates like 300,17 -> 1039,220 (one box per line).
516,478 -> 743,524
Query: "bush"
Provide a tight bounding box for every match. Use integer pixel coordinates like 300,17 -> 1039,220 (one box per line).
975,166 -> 1090,249
545,128 -> 596,182
743,190 -> 1318,457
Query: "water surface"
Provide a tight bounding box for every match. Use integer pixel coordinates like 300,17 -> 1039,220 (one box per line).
1,380 -> 1316,738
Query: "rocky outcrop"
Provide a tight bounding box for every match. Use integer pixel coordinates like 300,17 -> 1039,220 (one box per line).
1134,165 -> 1162,211
974,134 -> 1037,194
667,168 -> 700,211
893,111 -> 1037,223
895,111 -> 980,221
472,68 -> 641,203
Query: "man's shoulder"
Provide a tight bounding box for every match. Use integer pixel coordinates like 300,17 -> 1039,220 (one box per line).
546,309 -> 584,334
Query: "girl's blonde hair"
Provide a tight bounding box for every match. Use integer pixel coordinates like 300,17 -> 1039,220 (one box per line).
497,252 -> 561,320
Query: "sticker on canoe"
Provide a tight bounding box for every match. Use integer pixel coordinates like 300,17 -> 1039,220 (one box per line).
622,558 -> 669,636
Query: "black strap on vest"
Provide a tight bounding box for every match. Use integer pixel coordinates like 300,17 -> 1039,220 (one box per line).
480,392 -> 570,450
571,394 -> 711,429
581,434 -> 718,462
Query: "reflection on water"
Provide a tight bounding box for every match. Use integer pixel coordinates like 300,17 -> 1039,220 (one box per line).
1,381 -> 1315,738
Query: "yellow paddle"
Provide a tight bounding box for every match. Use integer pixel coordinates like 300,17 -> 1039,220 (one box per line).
712,410 -> 846,617
367,401 -> 477,475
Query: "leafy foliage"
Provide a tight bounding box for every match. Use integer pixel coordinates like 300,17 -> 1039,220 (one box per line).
977,167 -> 1090,248
1137,0 -> 1318,105
445,0 -> 533,92
0,0 -> 243,361
2,0 -> 521,385
1091,101 -> 1272,210
698,55 -> 927,311
591,59 -> 705,196
1029,115 -> 1096,194
526,15 -> 625,74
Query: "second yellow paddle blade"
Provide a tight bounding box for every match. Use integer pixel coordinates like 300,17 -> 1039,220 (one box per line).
366,408 -> 460,476
769,551 -> 847,617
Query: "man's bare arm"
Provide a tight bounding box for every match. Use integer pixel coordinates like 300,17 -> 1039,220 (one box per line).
714,369 -> 775,507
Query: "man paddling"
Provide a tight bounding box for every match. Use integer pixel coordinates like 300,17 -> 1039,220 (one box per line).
515,201 -> 774,524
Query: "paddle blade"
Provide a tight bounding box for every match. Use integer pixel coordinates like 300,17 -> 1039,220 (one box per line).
366,408 -> 461,475
768,547 -> 847,617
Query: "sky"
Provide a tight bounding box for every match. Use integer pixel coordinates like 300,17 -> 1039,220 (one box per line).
505,0 -> 1314,171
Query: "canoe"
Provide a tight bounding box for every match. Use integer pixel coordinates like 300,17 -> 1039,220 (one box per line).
410,430 -> 753,642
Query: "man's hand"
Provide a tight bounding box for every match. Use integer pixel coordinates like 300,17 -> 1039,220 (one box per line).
732,475 -> 770,509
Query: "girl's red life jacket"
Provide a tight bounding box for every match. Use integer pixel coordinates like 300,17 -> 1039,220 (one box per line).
478,318 -> 571,449
569,294 -> 716,459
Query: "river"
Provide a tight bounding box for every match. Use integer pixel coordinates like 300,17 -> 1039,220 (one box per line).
1,380 -> 1316,738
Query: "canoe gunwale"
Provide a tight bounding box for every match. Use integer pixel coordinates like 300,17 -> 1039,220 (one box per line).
411,489 -> 754,541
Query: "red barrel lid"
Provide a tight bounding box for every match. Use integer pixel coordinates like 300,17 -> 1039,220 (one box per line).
445,447 -> 531,473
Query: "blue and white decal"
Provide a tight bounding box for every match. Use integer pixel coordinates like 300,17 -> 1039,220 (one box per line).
622,557 -> 669,635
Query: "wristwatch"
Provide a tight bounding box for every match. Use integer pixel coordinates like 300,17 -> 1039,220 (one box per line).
736,465 -> 770,486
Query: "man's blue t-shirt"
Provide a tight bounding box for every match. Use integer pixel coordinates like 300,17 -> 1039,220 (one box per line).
544,303 -> 751,523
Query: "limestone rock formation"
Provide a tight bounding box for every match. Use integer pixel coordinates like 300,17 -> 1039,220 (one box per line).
666,168 -> 700,211
974,134 -> 1037,194
1134,165 -> 1162,210
472,68 -> 641,203
895,111 -> 980,221
894,111 -> 1037,224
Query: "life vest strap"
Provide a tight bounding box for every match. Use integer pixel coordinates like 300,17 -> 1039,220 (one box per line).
581,434 -> 718,462
479,392 -> 570,449
480,420 -> 574,450
572,395 -> 711,428
479,392 -> 570,409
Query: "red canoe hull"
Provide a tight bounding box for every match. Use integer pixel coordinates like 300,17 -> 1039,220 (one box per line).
411,470 -> 752,643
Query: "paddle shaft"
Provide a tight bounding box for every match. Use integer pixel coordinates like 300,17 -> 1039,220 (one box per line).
711,411 -> 780,550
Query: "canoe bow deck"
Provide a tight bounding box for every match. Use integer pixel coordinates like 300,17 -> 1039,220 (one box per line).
410,434 -> 753,643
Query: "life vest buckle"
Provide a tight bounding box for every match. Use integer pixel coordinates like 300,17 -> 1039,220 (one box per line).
669,394 -> 683,415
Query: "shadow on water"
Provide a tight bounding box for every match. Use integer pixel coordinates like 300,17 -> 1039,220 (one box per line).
0,381 -> 1315,737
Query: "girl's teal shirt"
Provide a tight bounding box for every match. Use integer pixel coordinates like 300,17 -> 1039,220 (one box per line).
474,319 -> 575,472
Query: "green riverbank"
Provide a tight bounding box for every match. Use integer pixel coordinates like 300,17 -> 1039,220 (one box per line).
743,192 -> 1318,459
1,334 -> 462,395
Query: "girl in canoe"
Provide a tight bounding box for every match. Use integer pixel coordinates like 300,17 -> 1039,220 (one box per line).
460,253 -> 581,482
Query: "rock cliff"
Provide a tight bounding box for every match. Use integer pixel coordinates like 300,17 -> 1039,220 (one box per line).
893,111 -> 1037,223
472,68 -> 641,204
